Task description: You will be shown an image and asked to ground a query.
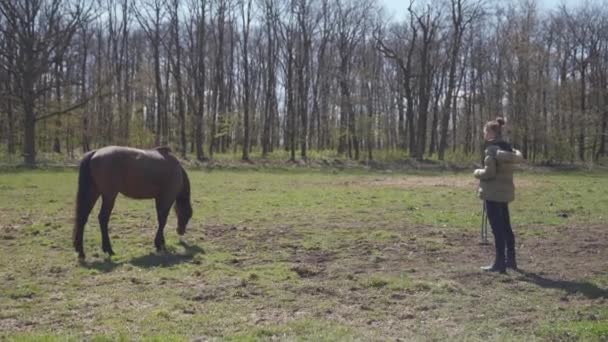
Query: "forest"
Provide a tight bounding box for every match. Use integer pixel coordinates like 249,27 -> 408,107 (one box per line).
1,0 -> 607,166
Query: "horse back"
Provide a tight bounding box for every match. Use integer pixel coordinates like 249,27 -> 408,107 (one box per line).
90,146 -> 183,199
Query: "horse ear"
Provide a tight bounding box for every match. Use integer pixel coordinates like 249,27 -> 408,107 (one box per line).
154,146 -> 172,156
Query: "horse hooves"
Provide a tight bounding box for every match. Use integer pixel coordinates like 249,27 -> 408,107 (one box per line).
103,244 -> 115,255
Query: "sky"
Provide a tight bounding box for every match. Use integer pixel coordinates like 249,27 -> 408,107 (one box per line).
379,0 -> 583,21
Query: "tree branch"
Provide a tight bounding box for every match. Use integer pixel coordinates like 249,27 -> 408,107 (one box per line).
34,90 -> 111,122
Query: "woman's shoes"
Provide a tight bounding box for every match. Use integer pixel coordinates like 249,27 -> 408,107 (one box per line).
481,263 -> 506,274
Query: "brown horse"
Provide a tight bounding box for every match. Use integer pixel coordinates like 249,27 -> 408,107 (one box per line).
73,146 -> 193,260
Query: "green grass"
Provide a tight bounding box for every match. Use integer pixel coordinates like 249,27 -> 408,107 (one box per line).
540,307 -> 608,341
1,167 -> 607,340
227,319 -> 361,341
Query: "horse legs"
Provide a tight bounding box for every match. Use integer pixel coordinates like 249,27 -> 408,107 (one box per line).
98,193 -> 117,256
74,189 -> 100,260
154,197 -> 173,252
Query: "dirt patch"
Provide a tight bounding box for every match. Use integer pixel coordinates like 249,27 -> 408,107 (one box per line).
203,224 -> 242,238
352,176 -> 536,189
292,250 -> 334,264
291,265 -> 323,278
162,221 -> 608,338
296,285 -> 338,297
289,250 -> 334,278
446,224 -> 608,283
267,223 -> 608,339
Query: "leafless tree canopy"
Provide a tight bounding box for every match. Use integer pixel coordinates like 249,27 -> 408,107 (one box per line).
1,0 -> 607,165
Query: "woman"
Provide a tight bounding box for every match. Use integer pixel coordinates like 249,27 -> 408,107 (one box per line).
474,117 -> 524,273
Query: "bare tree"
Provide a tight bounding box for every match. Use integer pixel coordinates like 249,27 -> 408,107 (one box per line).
166,0 -> 187,157
375,7 -> 418,157
260,0 -> 279,157
133,0 -> 168,146
438,0 -> 484,160
279,2 -> 297,162
335,0 -> 373,159
186,0 -> 208,161
0,15 -> 16,155
0,0 -> 92,165
410,4 -> 441,161
209,0 -> 230,158
310,0 -> 333,150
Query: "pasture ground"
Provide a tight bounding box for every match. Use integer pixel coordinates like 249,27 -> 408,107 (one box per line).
0,167 -> 607,341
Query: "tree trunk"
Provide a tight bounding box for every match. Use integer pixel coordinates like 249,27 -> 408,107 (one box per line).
397,86 -> 406,150
598,68 -> 607,160
287,42 -> 296,162
429,64 -> 446,156
579,61 -> 587,161
416,39 -> 432,160
23,97 -> 37,166
210,1 -> 226,158
195,0 -> 207,161
152,9 -> 165,146
241,0 -> 252,161
4,47 -> 15,155
296,0 -> 310,160
438,29 -> 463,160
261,8 -> 275,157
338,57 -> 351,156
366,77 -> 374,160
168,0 -> 187,158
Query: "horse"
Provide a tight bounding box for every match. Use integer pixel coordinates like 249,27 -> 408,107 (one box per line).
73,146 -> 193,260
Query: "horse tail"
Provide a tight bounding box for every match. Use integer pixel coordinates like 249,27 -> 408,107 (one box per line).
73,150 -> 96,256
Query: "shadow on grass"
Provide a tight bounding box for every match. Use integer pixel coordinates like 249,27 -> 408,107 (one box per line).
130,240 -> 204,268
81,259 -> 121,273
518,270 -> 608,299
81,241 -> 204,271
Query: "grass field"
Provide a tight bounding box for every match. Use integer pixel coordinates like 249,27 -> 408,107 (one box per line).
0,166 -> 607,341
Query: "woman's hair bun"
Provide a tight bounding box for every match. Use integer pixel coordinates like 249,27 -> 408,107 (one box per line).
496,117 -> 506,126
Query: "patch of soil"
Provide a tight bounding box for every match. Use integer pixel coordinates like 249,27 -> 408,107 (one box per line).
291,265 -> 323,278
292,249 -> 334,264
446,224 -> 608,285
352,176 -> 535,189
297,285 -> 337,296
278,223 -> 607,339
203,224 -> 241,238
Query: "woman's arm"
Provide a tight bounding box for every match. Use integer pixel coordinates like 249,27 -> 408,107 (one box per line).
474,146 -> 498,180
474,155 -> 497,180
496,149 -> 524,164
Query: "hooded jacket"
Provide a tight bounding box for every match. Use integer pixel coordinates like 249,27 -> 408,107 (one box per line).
474,140 -> 524,203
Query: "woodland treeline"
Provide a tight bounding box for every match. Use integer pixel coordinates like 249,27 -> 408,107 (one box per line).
0,0 -> 607,166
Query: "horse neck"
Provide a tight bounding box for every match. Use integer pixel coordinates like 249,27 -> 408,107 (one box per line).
177,168 -> 191,203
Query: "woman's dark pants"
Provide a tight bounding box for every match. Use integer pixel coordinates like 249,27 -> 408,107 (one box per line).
485,200 -> 515,269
